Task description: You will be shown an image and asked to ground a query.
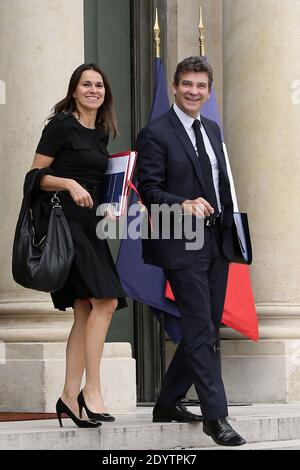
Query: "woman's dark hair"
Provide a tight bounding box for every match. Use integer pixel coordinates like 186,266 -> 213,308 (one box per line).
174,56 -> 213,90
50,63 -> 119,137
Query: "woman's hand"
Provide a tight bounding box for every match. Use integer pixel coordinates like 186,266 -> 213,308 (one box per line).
103,205 -> 117,221
66,179 -> 94,209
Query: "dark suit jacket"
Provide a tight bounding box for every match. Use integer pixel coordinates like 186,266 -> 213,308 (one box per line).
136,106 -> 235,270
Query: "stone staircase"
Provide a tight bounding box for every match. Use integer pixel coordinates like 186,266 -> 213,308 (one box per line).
1,404 -> 300,450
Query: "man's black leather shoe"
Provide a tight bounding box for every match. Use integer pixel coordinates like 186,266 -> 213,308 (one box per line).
203,418 -> 246,446
153,403 -> 203,423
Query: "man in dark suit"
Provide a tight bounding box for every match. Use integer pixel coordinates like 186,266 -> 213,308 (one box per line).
136,57 -> 246,446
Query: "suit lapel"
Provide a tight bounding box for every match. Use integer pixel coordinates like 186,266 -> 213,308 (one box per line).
168,108 -> 207,190
201,117 -> 230,185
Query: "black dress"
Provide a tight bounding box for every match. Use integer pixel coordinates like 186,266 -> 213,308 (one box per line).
36,112 -> 127,310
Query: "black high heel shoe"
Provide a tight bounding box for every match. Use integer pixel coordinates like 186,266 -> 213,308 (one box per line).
77,390 -> 116,422
56,398 -> 102,428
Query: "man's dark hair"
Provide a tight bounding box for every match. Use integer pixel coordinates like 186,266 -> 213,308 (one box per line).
174,56 -> 213,90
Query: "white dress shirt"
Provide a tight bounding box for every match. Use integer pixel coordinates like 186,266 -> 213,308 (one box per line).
173,103 -> 222,212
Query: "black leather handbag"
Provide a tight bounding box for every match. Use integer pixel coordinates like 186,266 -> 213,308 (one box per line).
231,212 -> 252,265
12,169 -> 74,292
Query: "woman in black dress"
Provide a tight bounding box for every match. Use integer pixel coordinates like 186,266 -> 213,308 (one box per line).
31,63 -> 127,428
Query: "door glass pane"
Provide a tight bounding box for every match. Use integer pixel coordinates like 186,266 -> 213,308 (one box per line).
84,0 -> 133,346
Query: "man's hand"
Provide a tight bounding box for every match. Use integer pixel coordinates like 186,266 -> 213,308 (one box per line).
181,197 -> 214,218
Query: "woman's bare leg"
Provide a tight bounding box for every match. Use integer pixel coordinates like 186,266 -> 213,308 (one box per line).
61,299 -> 90,417
82,297 -> 118,412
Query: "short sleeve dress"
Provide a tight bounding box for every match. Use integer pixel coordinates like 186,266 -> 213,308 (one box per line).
36,111 -> 127,311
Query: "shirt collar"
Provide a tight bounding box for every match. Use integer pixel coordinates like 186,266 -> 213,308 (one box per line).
173,103 -> 201,129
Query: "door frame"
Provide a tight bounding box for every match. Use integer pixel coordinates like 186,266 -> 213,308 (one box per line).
84,0 -> 168,403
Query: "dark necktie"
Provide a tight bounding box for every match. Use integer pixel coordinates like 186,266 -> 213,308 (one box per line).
192,119 -> 219,217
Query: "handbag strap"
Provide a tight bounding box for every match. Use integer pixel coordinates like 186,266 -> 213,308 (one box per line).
50,191 -> 62,208
30,192 -> 62,247
30,207 -> 46,247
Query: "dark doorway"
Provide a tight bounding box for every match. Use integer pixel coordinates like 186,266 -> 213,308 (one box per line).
84,0 -> 168,403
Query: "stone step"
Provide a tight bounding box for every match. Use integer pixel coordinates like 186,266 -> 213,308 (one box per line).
1,404 -> 300,450
190,439 -> 300,450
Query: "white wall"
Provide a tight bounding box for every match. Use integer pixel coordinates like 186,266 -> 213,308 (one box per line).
0,0 -> 84,299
